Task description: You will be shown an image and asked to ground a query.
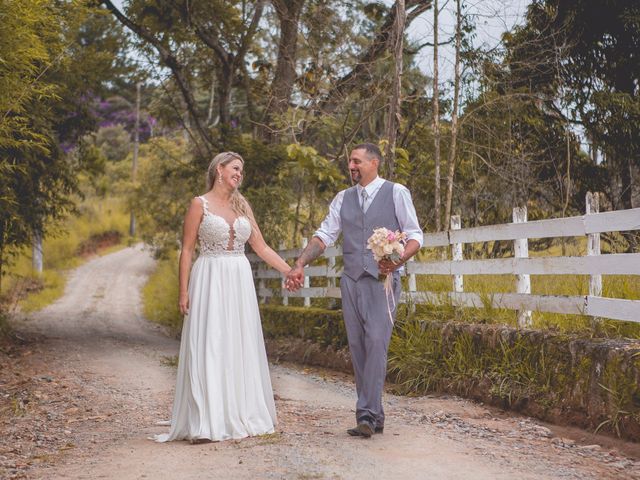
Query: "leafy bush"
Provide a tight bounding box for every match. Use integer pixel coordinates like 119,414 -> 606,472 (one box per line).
260,304 -> 346,348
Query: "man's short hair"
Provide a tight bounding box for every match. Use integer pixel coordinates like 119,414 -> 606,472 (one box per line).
352,143 -> 383,162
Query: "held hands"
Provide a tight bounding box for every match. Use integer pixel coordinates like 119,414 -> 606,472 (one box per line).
284,265 -> 304,292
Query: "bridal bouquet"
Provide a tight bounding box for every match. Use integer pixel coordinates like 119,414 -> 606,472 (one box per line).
367,228 -> 407,266
367,227 -> 407,323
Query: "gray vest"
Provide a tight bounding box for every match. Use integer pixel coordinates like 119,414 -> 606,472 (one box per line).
340,181 -> 400,281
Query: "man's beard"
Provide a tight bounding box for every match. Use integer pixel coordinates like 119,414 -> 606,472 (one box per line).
351,170 -> 361,183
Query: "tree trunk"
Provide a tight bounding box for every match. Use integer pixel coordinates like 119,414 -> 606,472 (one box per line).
0,244 -> 3,296
241,64 -> 257,135
217,61 -> 233,128
444,0 -> 461,228
385,0 -> 406,179
206,71 -> 217,126
561,128 -> 571,255
101,0 -> 214,157
433,0 -> 441,232
292,184 -> 303,246
32,229 -> 43,274
619,155 -> 638,252
619,155 -> 633,210
263,0 -> 305,138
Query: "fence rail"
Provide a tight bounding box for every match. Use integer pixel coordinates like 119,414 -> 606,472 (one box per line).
249,193 -> 640,327
424,207 -> 640,247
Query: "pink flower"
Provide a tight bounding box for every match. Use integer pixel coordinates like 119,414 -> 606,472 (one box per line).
386,231 -> 396,242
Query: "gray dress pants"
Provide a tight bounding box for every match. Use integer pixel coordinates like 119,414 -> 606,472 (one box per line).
340,272 -> 402,427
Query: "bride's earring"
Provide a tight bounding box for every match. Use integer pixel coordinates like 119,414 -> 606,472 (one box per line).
218,175 -> 223,185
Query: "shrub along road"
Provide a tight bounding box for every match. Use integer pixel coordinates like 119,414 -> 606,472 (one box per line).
1,245 -> 639,479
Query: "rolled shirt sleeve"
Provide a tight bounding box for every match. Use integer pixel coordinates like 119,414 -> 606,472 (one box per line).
313,190 -> 345,247
393,184 -> 424,247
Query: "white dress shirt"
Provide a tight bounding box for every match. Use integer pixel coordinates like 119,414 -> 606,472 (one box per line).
314,176 -> 424,250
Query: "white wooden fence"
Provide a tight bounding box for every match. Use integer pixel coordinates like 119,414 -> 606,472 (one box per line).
249,193 -> 640,327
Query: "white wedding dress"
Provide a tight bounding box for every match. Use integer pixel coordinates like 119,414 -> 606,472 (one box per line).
154,196 -> 276,442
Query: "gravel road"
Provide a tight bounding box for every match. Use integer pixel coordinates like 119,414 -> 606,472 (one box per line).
2,245 -> 639,480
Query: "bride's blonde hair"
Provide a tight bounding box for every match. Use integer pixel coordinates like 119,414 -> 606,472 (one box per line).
206,152 -> 251,218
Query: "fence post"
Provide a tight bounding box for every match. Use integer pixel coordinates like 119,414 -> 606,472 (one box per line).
407,256 -> 417,313
586,192 -> 602,327
280,242 -> 288,306
302,237 -> 310,307
327,249 -> 337,309
328,254 -> 336,290
451,215 -> 463,293
258,276 -> 266,304
513,206 -> 532,327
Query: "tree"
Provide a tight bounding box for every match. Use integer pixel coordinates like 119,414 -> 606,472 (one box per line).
0,1 -> 62,155
101,0 -> 266,155
132,134 -> 294,254
278,144 -> 344,243
511,0 -> 640,211
313,0 -> 432,118
101,0 -> 433,155
262,0 -> 306,136
96,124 -> 133,162
0,1 -> 135,290
1,2 -> 73,289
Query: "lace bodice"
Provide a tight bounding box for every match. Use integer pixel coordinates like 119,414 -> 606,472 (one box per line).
197,196 -> 251,257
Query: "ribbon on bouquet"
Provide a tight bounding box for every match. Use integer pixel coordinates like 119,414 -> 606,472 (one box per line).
366,227 -> 407,325
382,273 -> 396,325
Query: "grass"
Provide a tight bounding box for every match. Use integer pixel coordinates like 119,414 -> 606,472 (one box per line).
2,195 -> 130,313
387,312 -> 640,440
161,355 -> 179,367
142,250 -> 182,336
410,272 -> 640,338
19,270 -> 67,313
411,236 -> 640,338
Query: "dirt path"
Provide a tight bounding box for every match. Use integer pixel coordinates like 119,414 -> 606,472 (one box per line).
2,245 -> 640,479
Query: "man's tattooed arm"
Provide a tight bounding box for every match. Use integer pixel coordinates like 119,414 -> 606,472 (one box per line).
284,237 -> 326,291
295,237 -> 326,268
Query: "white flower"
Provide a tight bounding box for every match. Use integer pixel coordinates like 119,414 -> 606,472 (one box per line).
366,227 -> 407,262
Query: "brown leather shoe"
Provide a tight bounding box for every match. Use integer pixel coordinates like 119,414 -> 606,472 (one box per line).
347,418 -> 375,438
375,426 -> 384,434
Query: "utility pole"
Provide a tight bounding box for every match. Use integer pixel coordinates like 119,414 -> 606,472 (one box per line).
130,82 -> 141,237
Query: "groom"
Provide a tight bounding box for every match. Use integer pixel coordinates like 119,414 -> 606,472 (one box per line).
286,143 -> 423,438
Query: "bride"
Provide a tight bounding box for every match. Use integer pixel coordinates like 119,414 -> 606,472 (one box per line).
154,151 -> 294,443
